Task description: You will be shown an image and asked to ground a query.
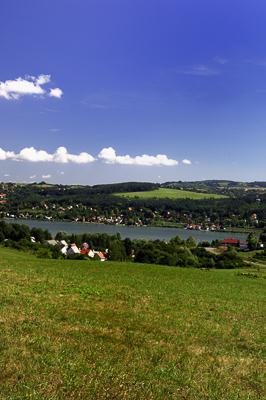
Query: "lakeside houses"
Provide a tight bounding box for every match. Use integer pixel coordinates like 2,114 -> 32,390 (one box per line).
186,223 -> 224,232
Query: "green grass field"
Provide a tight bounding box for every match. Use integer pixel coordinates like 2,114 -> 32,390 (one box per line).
115,188 -> 227,200
0,248 -> 265,400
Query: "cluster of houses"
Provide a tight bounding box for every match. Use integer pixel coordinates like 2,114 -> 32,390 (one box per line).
47,239 -> 107,261
186,223 -> 224,231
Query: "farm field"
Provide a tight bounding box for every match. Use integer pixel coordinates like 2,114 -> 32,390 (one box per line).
115,187 -> 228,200
0,248 -> 265,399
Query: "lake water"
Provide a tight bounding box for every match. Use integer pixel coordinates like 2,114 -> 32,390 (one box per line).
6,219 -> 248,242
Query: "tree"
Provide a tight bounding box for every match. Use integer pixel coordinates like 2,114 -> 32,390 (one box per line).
186,236 -> 197,248
124,237 -> 133,256
55,231 -> 68,241
259,229 -> 266,244
247,233 -> 259,251
169,235 -> 184,247
109,240 -> 126,261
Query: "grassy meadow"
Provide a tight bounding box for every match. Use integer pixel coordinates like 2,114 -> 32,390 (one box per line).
0,247 -> 265,399
115,188 -> 227,200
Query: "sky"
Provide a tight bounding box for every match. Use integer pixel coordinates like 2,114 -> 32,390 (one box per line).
1,0 -> 266,184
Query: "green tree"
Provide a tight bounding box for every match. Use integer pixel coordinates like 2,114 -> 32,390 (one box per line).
259,230 -> 266,244
186,236 -> 197,248
109,240 -> 126,261
247,233 -> 259,250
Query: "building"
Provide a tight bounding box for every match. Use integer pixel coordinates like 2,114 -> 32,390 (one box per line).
220,238 -> 248,250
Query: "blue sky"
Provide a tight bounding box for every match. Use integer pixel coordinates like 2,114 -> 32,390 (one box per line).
1,0 -> 266,184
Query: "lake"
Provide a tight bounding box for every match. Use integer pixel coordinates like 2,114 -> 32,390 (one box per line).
6,219 -> 248,242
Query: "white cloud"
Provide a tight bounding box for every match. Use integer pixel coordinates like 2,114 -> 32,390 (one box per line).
98,147 -> 178,166
42,174 -> 51,179
0,74 -> 63,100
53,147 -> 95,164
29,175 -> 37,179
0,148 -> 16,160
49,88 -> 63,98
178,65 -> 219,76
4,174 -> 10,177
0,146 -> 95,164
0,146 -> 190,167
17,147 -> 53,162
98,147 -> 117,163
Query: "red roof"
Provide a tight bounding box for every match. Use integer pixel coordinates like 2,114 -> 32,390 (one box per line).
220,238 -> 240,244
80,248 -> 89,255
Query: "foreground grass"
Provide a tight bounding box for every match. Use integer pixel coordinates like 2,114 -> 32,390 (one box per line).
115,188 -> 227,200
0,248 -> 265,400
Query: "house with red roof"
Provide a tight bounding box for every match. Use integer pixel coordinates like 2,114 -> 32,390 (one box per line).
220,238 -> 248,250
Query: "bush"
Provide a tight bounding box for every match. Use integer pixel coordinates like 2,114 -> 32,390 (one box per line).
67,254 -> 87,260
216,250 -> 245,269
36,248 -> 52,259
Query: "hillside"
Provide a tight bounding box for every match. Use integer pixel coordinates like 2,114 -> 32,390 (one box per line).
115,187 -> 228,200
0,248 -> 265,399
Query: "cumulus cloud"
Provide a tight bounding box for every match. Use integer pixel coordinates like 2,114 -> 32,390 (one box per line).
17,147 -> 53,162
53,147 -> 95,164
49,88 -> 63,98
0,148 -> 15,160
0,146 -> 95,164
0,146 -> 191,167
98,147 -> 178,166
42,174 -> 51,179
0,75 -> 63,100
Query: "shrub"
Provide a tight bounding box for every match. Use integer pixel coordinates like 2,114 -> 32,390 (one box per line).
36,248 -> 52,259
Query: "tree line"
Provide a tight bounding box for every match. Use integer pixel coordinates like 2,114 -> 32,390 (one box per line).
0,220 -> 251,269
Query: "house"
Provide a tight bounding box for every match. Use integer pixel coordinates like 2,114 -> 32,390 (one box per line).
61,243 -> 80,256
93,251 -> 106,261
80,248 -> 89,255
239,241 -> 249,250
58,240 -> 68,248
220,238 -> 240,247
47,239 -> 68,248
220,238 -> 248,250
47,239 -> 58,246
80,248 -> 95,258
88,249 -> 95,258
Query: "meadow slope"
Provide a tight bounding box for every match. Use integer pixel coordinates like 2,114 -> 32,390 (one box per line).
0,248 -> 265,400
115,188 -> 227,200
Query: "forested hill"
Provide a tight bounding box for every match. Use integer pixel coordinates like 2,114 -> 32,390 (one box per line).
2,179 -> 266,196
162,180 -> 266,194
1,180 -> 266,230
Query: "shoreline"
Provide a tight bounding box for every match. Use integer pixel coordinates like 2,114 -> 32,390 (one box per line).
3,217 -> 259,236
